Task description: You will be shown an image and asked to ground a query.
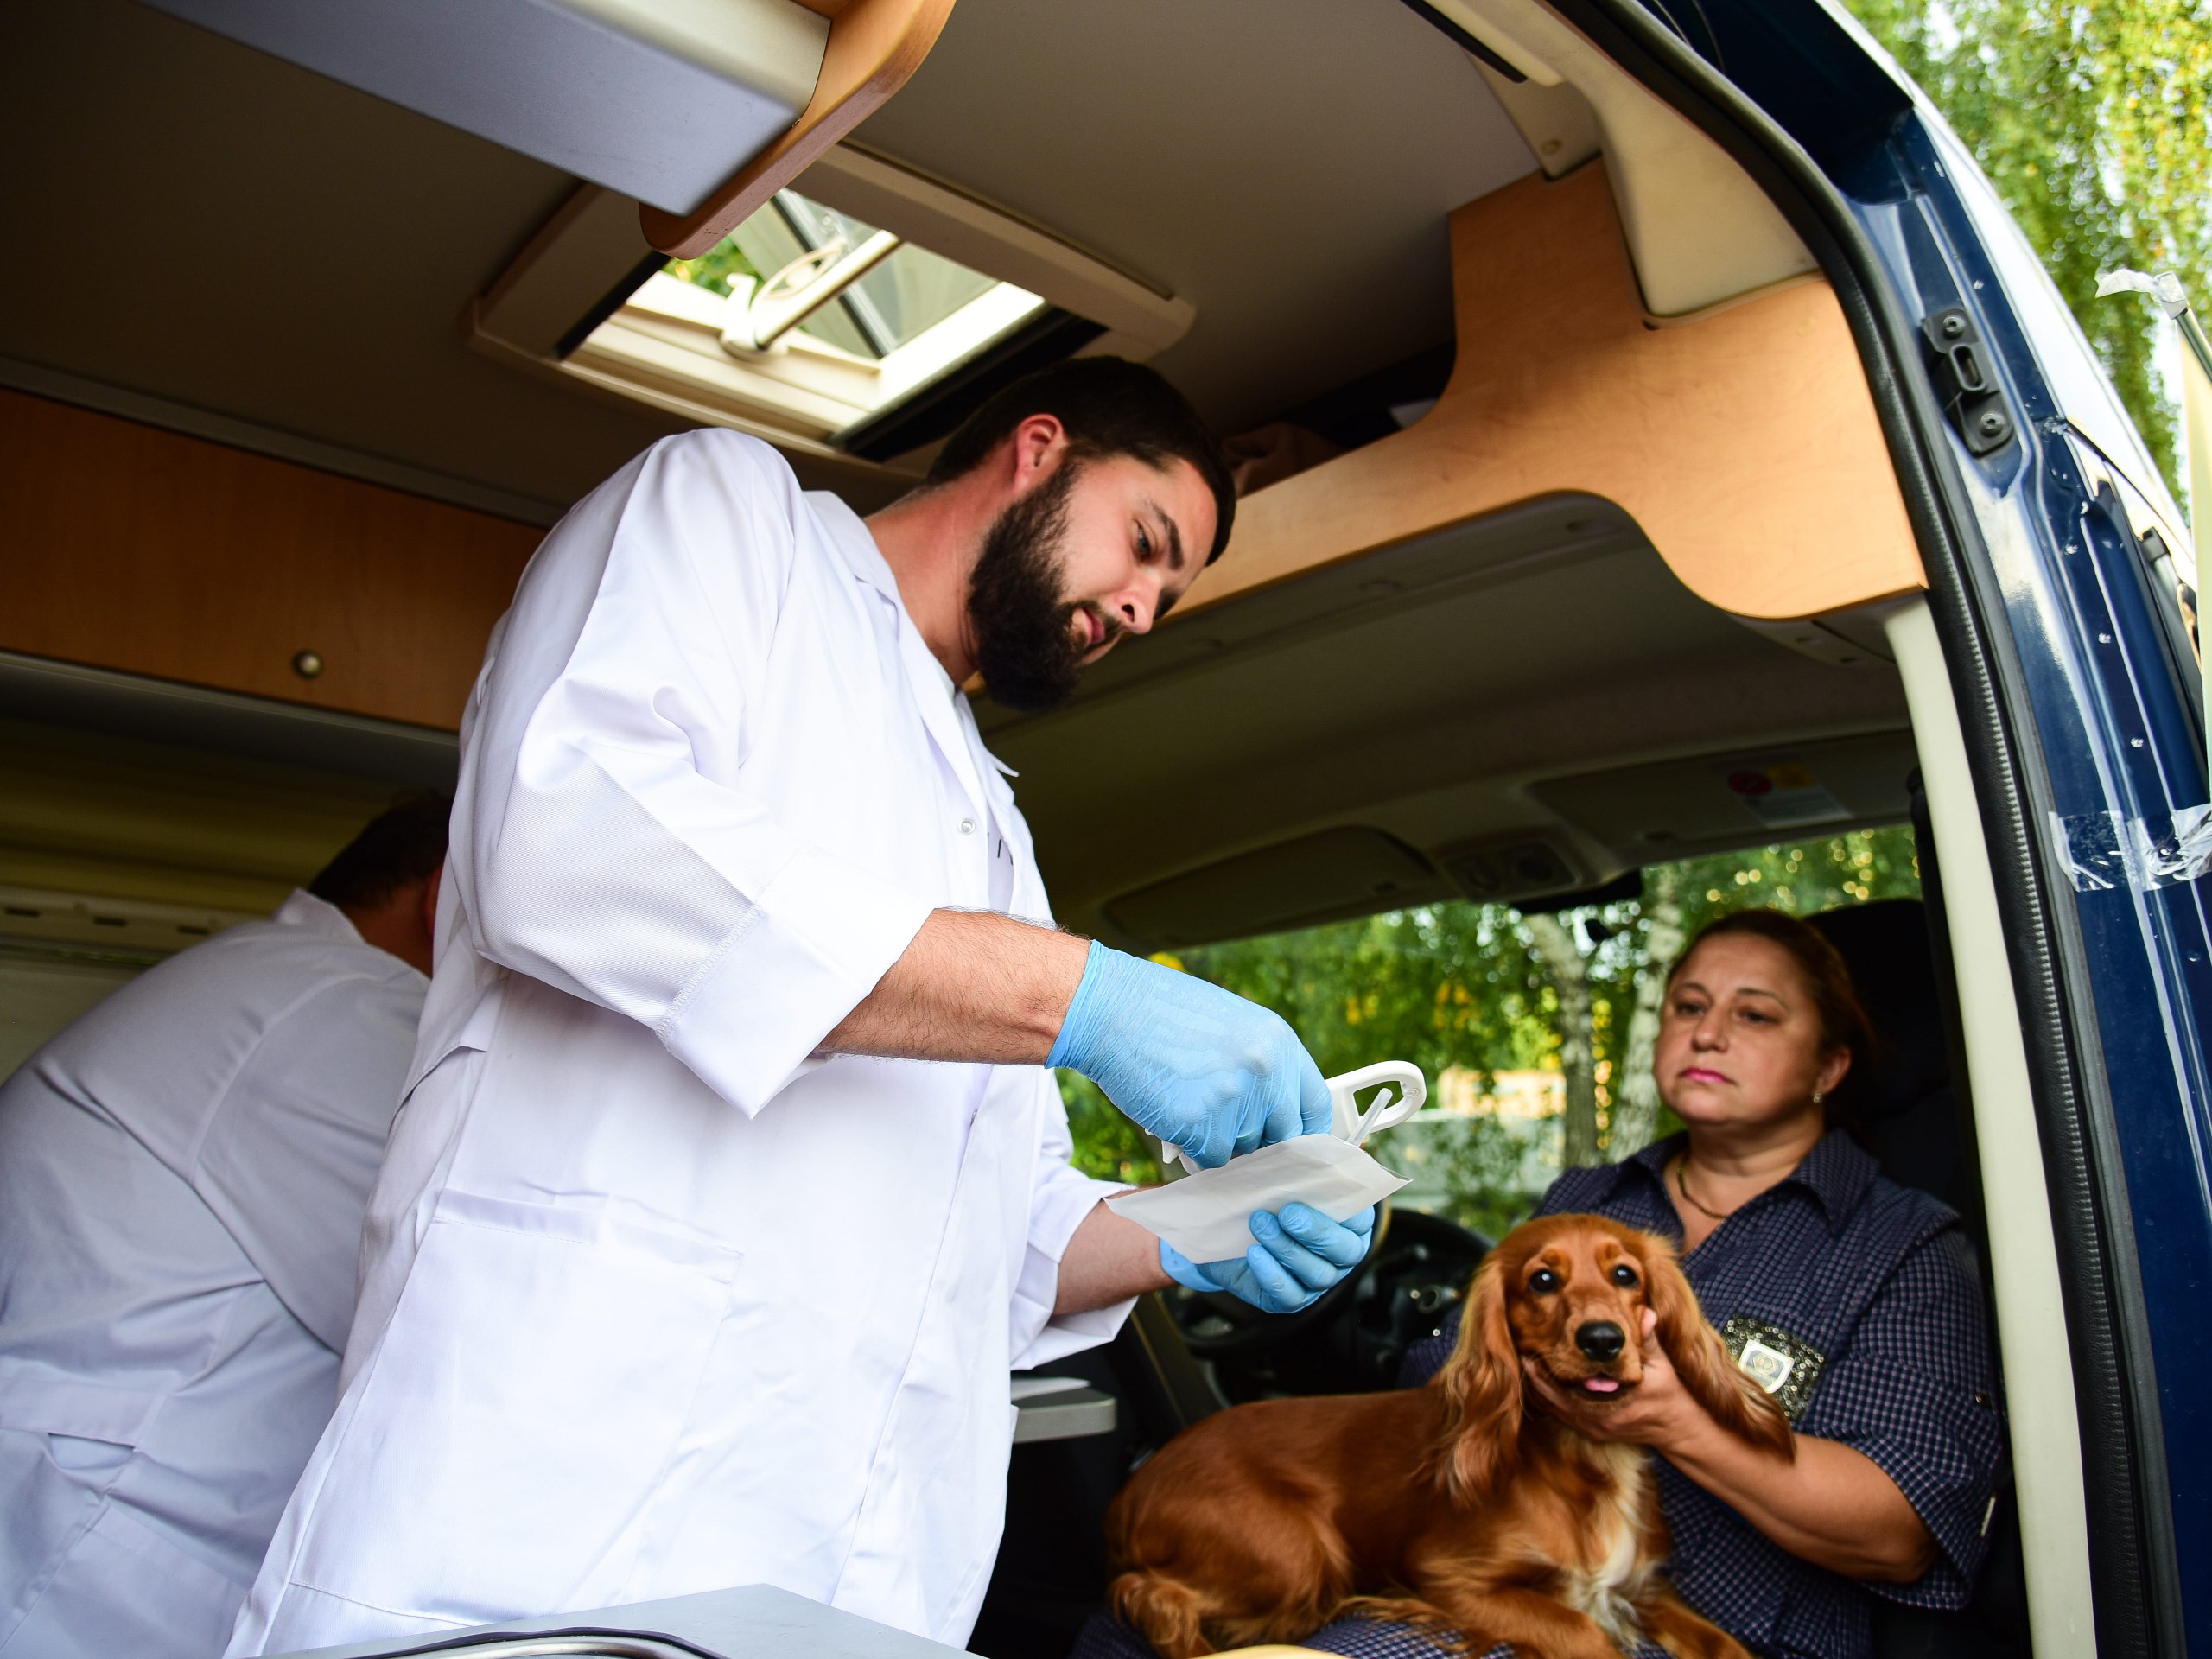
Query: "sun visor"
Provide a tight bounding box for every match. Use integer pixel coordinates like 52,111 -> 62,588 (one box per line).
1533,735 -> 1917,858
1103,828 -> 1452,953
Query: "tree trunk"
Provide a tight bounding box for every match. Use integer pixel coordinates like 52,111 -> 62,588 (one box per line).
1611,864 -> 1684,1157
1527,913 -> 1601,1168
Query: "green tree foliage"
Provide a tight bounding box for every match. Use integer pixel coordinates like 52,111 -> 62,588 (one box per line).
1415,1112 -> 1539,1243
1660,824 -> 1923,936
1055,904 -> 1557,1191
1059,1071 -> 1167,1187
1179,906 -> 1558,1085
1059,825 -> 1923,1232
1844,0 -> 2212,497
663,236 -> 761,299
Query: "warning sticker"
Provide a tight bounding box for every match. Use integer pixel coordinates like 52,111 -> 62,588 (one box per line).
1722,761 -> 1850,830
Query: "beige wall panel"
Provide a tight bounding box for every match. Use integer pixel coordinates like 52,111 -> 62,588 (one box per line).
0,389 -> 541,728
1185,163 -> 1926,623
0,718 -> 410,912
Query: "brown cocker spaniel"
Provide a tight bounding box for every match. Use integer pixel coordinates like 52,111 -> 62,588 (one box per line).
1105,1215 -> 1794,1658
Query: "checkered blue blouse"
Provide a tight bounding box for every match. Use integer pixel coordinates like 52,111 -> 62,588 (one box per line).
1073,1128 -> 2006,1659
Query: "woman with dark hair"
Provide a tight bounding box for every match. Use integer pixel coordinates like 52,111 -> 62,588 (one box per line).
1392,906 -> 2009,1659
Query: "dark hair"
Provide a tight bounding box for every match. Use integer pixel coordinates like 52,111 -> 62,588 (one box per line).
309,793 -> 451,911
924,358 -> 1237,563
1665,907 -> 1877,1132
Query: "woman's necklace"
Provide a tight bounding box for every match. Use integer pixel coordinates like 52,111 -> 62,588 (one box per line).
1673,1155 -> 1738,1222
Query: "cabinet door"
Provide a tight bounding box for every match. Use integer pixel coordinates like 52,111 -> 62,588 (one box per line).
0,389 -> 541,730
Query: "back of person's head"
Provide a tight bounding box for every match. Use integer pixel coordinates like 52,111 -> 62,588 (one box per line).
924,357 -> 1237,563
1667,906 -> 1878,1135
309,794 -> 452,912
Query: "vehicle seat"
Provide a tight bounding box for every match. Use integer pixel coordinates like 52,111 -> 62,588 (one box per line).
1805,897 -> 2029,1659
1804,899 -> 1976,1223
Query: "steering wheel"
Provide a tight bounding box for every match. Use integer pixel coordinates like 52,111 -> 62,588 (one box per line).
1166,1204 -> 1491,1393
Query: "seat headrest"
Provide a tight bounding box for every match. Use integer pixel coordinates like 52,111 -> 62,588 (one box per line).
1804,899 -> 1948,1119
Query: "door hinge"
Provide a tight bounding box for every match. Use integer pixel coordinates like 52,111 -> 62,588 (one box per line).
1920,308 -> 2015,455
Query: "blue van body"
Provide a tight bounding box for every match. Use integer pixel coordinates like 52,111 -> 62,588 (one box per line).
1556,3 -> 2209,1649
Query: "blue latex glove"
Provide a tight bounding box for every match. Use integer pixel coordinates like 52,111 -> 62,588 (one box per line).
1048,941 -> 1332,1168
1160,1202 -> 1376,1314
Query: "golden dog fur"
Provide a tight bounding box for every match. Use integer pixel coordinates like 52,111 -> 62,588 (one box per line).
1105,1215 -> 1794,1658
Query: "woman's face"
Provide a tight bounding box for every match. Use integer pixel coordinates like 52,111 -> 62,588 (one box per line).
1656,932 -> 1852,1135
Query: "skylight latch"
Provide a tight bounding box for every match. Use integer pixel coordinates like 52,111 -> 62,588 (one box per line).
723,230 -> 904,355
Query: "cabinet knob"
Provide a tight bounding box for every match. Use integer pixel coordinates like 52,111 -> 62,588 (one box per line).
291,650 -> 325,680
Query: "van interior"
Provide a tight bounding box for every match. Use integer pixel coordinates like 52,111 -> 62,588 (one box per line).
0,2 -> 2080,1655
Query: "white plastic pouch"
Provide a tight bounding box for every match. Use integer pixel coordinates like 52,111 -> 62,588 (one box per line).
1106,1134 -> 1408,1264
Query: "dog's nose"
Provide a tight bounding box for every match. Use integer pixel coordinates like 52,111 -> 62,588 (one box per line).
1574,1320 -> 1626,1362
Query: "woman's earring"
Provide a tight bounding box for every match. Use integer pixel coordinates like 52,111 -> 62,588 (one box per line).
1811,1090 -> 1827,1106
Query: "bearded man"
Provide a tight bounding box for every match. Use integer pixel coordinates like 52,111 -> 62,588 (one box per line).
227,359 -> 1375,1656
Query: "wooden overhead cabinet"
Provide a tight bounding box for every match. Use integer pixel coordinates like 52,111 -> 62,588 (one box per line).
0,390 -> 540,731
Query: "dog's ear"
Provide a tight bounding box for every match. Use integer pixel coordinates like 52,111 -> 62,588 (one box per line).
1433,1253 -> 1522,1499
1646,1242 -> 1796,1463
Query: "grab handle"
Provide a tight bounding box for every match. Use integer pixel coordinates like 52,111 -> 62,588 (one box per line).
1326,1061 -> 1427,1147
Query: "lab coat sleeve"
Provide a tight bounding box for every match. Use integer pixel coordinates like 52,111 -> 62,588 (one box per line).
469,432 -> 934,1114
1010,1069 -> 1135,1369
194,973 -> 424,1352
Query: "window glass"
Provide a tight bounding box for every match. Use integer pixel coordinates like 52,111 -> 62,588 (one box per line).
667,191 -> 1004,361
1060,827 -> 1924,1242
661,239 -> 759,300
851,246 -> 998,351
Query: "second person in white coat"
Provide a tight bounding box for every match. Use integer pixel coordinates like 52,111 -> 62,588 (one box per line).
0,798 -> 445,1659
231,360 -> 1372,1655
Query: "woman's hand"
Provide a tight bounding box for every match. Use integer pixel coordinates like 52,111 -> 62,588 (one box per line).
1522,1306 -> 1708,1452
1528,1306 -> 1938,1583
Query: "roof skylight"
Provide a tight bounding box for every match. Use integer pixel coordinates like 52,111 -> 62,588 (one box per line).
471,149 -> 1192,470
568,188 -> 1053,457
669,191 -> 1000,359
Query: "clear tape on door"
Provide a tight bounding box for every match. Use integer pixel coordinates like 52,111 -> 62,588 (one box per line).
2049,804 -> 2212,893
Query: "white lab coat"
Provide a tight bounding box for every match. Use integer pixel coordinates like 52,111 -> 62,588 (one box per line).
230,431 -> 1129,1656
0,893 -> 425,1659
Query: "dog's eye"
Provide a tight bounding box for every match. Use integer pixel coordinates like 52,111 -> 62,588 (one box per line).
1610,1264 -> 1639,1287
1528,1269 -> 1560,1294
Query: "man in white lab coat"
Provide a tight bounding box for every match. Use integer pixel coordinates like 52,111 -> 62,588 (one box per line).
232,359 -> 1374,1656
0,798 -> 447,1659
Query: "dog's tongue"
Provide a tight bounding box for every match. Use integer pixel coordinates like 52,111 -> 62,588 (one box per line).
1582,1377 -> 1622,1395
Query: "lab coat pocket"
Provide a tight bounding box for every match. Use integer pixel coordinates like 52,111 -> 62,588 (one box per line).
289,1189 -> 743,1627
7,1495 -> 246,1659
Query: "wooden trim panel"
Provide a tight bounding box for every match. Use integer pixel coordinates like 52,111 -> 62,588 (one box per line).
640,0 -> 960,259
1181,162 -> 1925,623
0,390 -> 539,731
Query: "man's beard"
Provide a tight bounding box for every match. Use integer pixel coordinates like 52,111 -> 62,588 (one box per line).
966,461 -> 1103,713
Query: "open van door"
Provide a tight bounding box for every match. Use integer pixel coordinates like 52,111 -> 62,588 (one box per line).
1519,3 -> 2208,1654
